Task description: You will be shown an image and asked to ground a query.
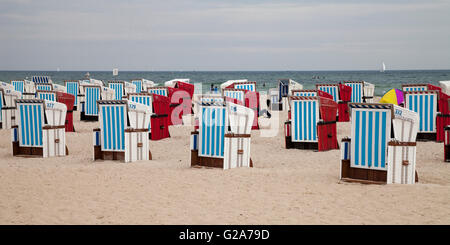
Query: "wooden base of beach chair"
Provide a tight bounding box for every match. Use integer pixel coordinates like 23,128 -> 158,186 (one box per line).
285,136 -> 319,150
445,145 -> 450,162
340,160 -> 387,184
80,112 -> 98,121
93,146 -> 152,162
416,132 -> 436,141
190,150 -> 253,168
12,141 -> 43,157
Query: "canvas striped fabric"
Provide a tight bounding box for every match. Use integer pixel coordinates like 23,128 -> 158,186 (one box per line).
36,84 -> 52,91
109,83 -> 124,100
290,99 -> 319,142
199,105 -> 227,158
85,86 -> 100,116
148,88 -> 168,97
224,90 -> 245,103
32,76 -> 50,84
344,82 -> 363,103
292,91 -> 317,97
11,80 -> 24,93
234,83 -> 255,91
341,140 -> 350,160
317,85 -> 339,102
190,133 -> 198,150
37,91 -> 56,102
350,108 -> 391,170
131,80 -> 143,93
129,94 -> 153,107
405,92 -> 438,133
17,101 -> 44,147
65,81 -> 79,106
99,102 -> 126,151
199,97 -> 224,103
403,86 -> 427,92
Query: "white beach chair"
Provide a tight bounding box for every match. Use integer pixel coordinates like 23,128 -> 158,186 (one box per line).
93,100 -> 152,162
1,85 -> 22,129
340,103 -> 419,184
108,81 -> 136,100
12,99 -> 67,157
190,101 -> 254,169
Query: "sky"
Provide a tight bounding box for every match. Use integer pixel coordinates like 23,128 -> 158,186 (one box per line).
0,0 -> 449,71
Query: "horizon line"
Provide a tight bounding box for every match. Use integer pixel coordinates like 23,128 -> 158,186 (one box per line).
1,68 -> 450,72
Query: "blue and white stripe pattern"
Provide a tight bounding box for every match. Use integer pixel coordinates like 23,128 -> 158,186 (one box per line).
350,108 -> 391,170
109,82 -> 124,100
344,82 -> 363,103
99,102 -> 126,151
65,81 -> 79,106
234,83 -> 255,91
341,140 -> 350,160
129,94 -> 153,106
403,86 -> 427,92
85,86 -> 100,116
317,85 -> 339,102
405,92 -> 437,133
291,99 -> 319,142
11,80 -> 24,93
200,97 -> 224,103
36,84 -> 52,91
94,130 -> 100,146
292,91 -> 317,97
17,101 -> 44,147
190,133 -> 198,150
279,79 -> 289,98
32,76 -> 50,84
199,106 -> 227,158
224,90 -> 245,103
148,88 -> 168,97
132,80 -> 143,93
37,91 -> 56,102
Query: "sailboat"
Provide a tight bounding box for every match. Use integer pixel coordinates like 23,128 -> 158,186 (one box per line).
381,62 -> 386,72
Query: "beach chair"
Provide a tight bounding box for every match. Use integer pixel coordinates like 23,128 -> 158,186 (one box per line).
11,80 -> 35,99
0,85 -> 22,129
278,79 -> 303,111
56,92 -> 75,132
223,88 -> 260,130
233,81 -> 256,91
52,84 -> 66,92
36,90 -> 57,102
131,79 -> 156,93
93,100 -> 152,162
344,81 -> 375,103
190,101 -> 254,169
12,99 -> 67,157
65,80 -> 80,110
402,84 -> 428,92
173,80 -> 194,115
444,126 -> 450,162
284,95 -> 338,151
165,78 -> 190,87
404,91 -> 438,140
127,93 -> 170,140
147,86 -> 169,97
220,79 -> 248,90
80,85 -> 102,121
35,83 -> 53,91
108,81 -> 136,100
269,88 -> 282,111
340,103 -> 419,184
32,76 -> 52,84
316,83 -> 352,122
291,89 -> 334,100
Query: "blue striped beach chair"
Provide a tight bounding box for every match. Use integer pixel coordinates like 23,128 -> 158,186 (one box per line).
108,81 -> 127,100
80,85 -> 101,121
402,84 -> 428,92
316,84 -> 340,102
198,95 -> 225,104
147,87 -> 169,97
340,103 -> 419,184
65,80 -> 80,110
36,90 -> 57,102
32,76 -> 51,84
11,80 -> 25,93
285,96 -> 338,151
93,100 -> 152,162
223,88 -> 245,104
0,84 -> 21,129
12,99 -> 67,157
233,81 -> 256,92
11,80 -> 35,98
344,81 -> 375,103
131,79 -> 144,93
291,89 -> 318,97
404,91 -> 438,140
190,101 -> 255,169
277,79 -> 303,111
35,83 -> 53,91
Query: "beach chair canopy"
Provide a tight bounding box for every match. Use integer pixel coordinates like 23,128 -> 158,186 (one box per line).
233,81 -> 256,92
404,91 -> 438,133
220,79 -> 248,90
165,79 -> 190,87
402,84 -> 428,92
35,83 -> 53,91
316,84 -> 340,102
84,85 -> 101,116
65,80 -> 80,106
32,76 -> 52,84
348,103 -> 419,170
148,87 -> 169,97
439,81 -> 450,95
223,88 -> 246,104
36,90 -> 57,102
52,84 -> 66,92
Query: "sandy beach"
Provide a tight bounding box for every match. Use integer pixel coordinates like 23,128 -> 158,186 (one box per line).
1,97 -> 450,225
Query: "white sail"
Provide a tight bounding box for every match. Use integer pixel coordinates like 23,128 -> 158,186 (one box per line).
381,62 -> 386,72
